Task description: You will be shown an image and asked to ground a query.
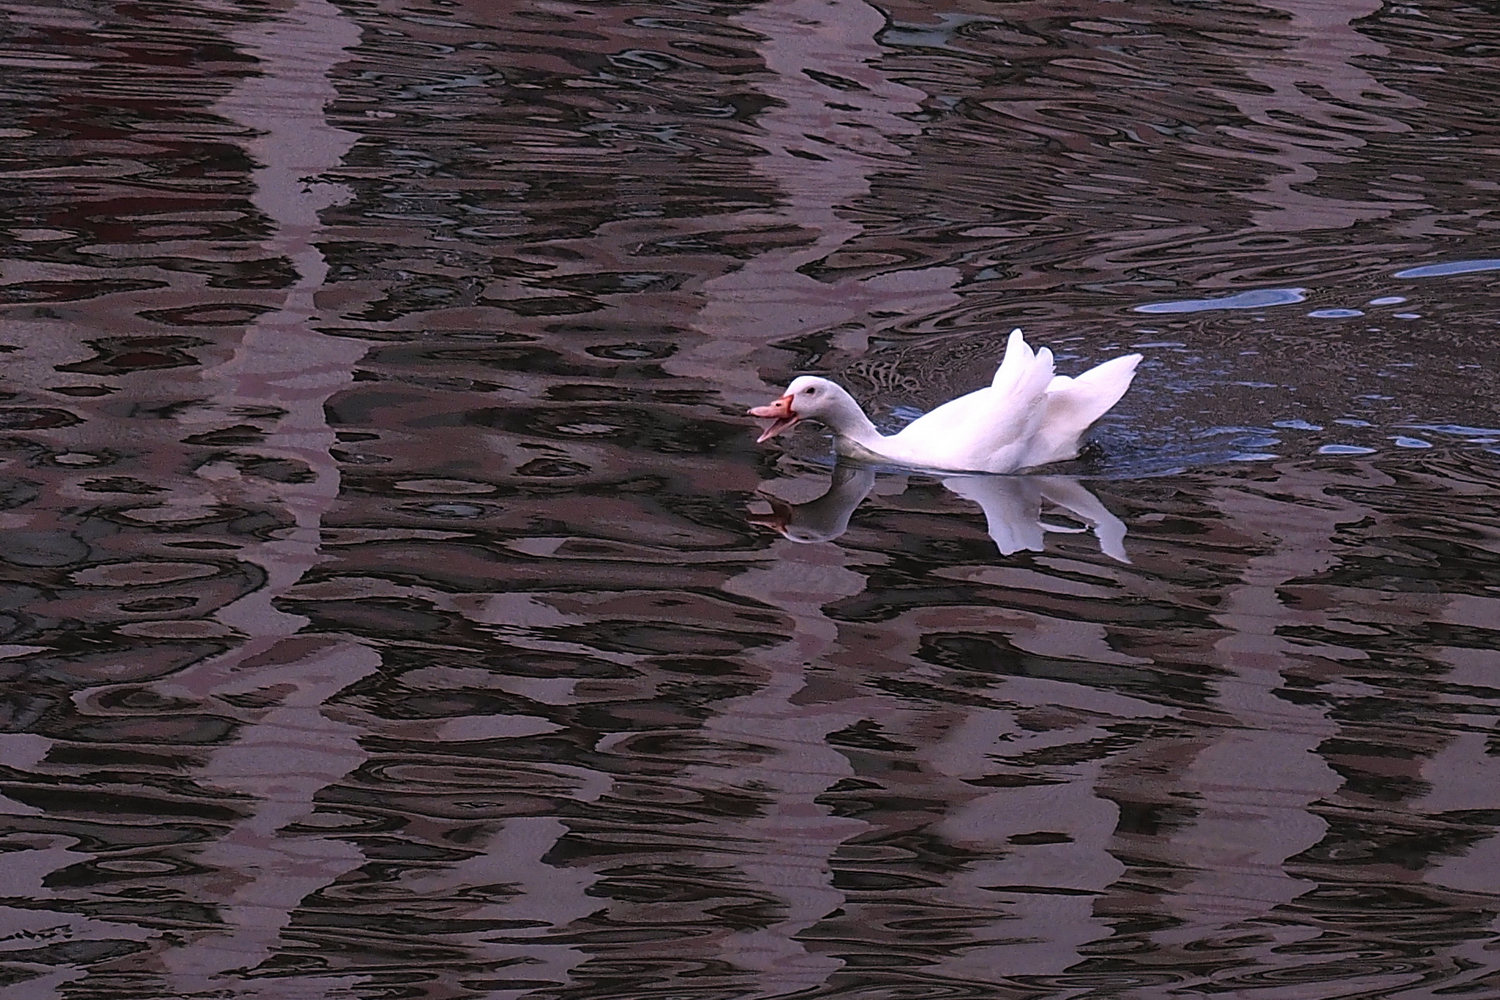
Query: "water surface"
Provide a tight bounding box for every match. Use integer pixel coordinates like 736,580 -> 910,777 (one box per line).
1,0 -> 1498,997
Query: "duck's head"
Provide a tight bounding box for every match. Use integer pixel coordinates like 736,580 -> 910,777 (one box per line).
748,376 -> 854,442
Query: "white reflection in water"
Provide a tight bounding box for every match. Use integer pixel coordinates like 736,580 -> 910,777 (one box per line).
752,461 -> 1129,563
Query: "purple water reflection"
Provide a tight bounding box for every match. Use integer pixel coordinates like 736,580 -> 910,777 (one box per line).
0,0 -> 1498,997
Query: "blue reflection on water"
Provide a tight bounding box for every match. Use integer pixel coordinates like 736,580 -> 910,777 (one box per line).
1408,423 -> 1500,436
1133,288 -> 1307,313
1394,258 -> 1500,278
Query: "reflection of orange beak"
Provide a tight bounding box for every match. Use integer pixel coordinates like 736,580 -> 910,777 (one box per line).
749,394 -> 799,442
750,497 -> 798,536
747,496 -> 794,535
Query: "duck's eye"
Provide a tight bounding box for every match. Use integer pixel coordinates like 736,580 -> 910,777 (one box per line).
804,385 -> 817,395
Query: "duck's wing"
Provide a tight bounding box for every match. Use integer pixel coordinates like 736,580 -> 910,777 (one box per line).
883,329 -> 1057,472
1029,352 -> 1142,463
951,330 -> 1061,470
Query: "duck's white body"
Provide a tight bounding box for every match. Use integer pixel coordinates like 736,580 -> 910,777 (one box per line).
750,329 -> 1141,474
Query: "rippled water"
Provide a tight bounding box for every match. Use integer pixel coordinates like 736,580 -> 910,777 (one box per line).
2,0 -> 1499,997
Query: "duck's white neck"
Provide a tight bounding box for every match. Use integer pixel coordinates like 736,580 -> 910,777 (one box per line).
819,386 -> 884,452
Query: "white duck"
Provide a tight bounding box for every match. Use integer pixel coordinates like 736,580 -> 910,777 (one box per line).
750,329 -> 1141,474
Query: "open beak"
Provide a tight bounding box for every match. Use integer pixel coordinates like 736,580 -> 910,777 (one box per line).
748,394 -> 799,443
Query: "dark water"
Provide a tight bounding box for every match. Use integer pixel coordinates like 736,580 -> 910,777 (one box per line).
2,0 -> 1499,997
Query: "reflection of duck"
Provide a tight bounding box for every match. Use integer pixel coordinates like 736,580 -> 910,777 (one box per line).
749,463 -> 877,544
750,329 -> 1140,474
751,461 -> 1130,562
944,474 -> 1129,563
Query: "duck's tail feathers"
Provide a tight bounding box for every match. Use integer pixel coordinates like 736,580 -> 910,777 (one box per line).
991,328 -> 1049,397
960,330 -> 1061,468
993,330 -> 1057,419
1034,352 -> 1142,461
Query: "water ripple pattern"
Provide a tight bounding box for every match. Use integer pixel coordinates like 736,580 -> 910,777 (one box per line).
0,0 -> 1497,999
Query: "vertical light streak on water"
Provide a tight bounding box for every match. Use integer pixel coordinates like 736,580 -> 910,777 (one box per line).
149,1 -> 379,991
663,0 -> 970,976
683,0 -> 961,399
716,538 -> 873,990
1412,513 -> 1500,992
1226,0 -> 1423,231
931,635 -> 1149,977
1144,471 -> 1350,956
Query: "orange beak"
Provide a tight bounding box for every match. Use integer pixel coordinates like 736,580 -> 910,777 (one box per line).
748,394 -> 799,442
